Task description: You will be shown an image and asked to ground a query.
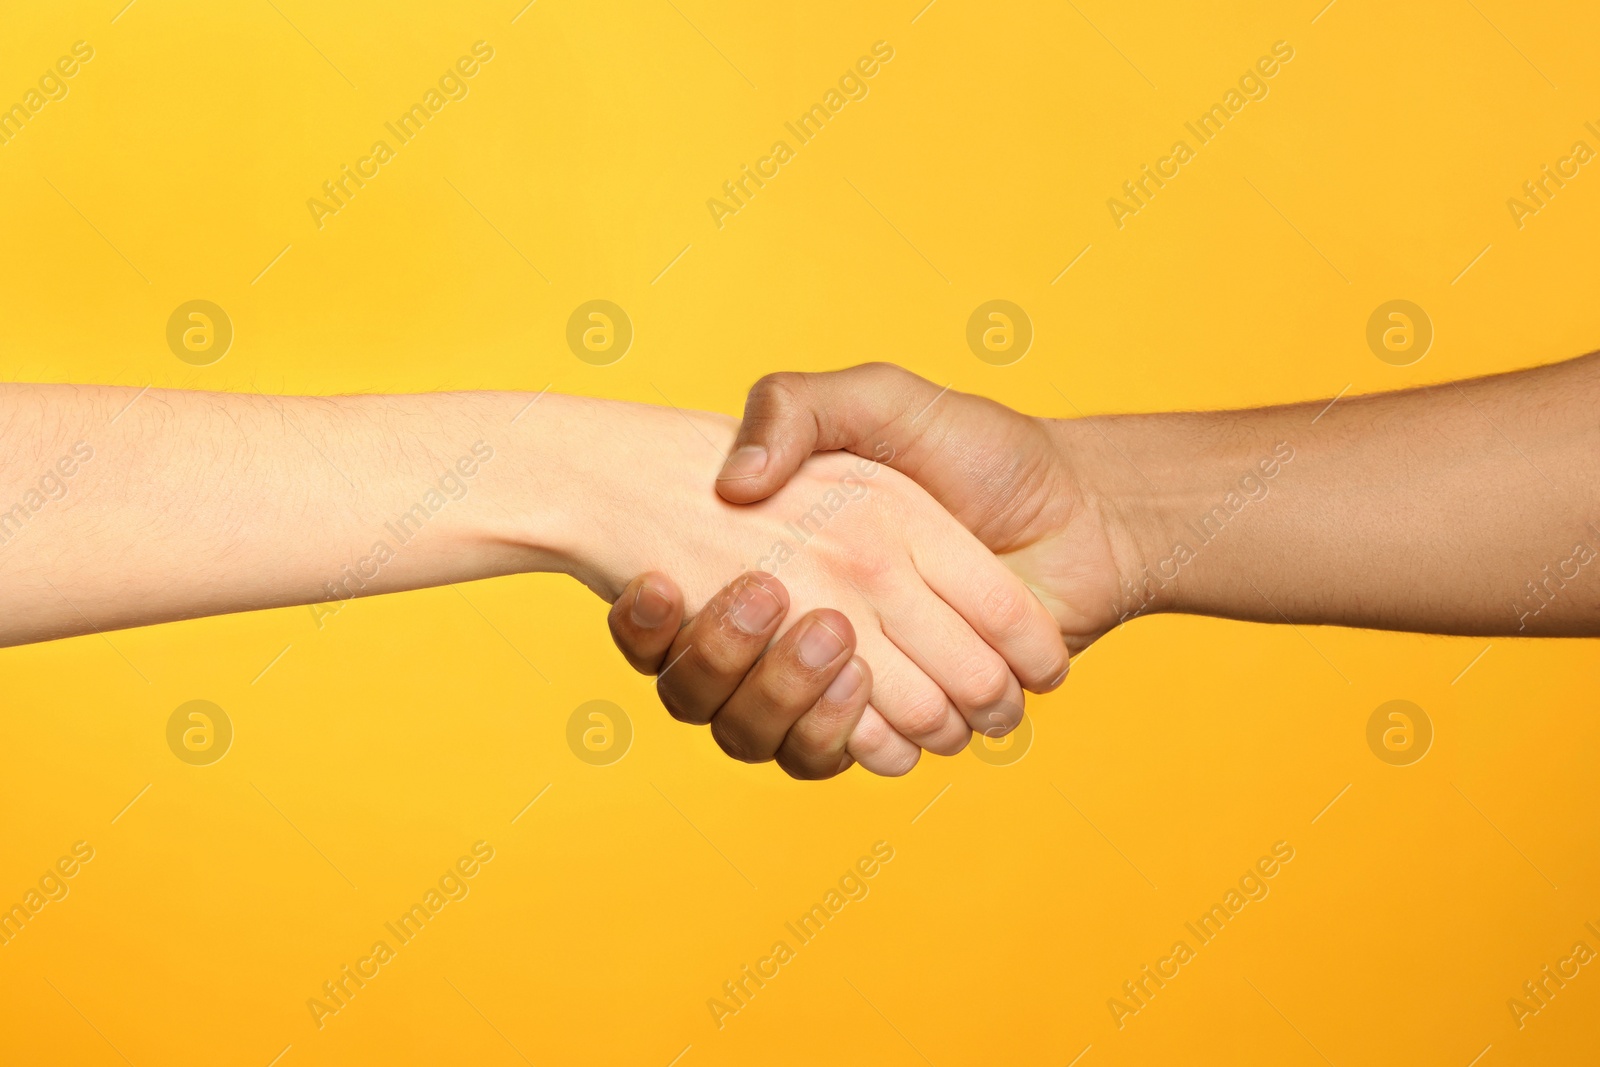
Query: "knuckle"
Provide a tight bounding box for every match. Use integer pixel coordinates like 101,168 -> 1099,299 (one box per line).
892,688 -> 954,742
861,747 -> 920,777
694,619 -> 762,678
924,723 -> 972,757
710,717 -> 762,764
1041,646 -> 1072,688
975,702 -> 1023,738
606,605 -> 644,653
696,639 -> 754,682
980,582 -> 1038,641
785,702 -> 848,752
776,753 -> 826,780
752,669 -> 807,717
957,658 -> 1014,712
747,372 -> 803,416
840,550 -> 894,589
774,738 -> 832,780
855,361 -> 902,382
657,681 -> 708,725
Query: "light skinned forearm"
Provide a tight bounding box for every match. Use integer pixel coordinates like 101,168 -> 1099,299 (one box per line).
0,384 -> 575,647
1065,353 -> 1600,636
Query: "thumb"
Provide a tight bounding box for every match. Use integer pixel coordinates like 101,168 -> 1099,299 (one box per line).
715,363 -> 943,503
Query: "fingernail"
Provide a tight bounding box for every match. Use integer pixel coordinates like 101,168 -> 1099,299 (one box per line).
797,618 -> 846,668
824,659 -> 863,703
717,445 -> 768,481
730,580 -> 782,634
1043,663 -> 1070,691
631,579 -> 672,627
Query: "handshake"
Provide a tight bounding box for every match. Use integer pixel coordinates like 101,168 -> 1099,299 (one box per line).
589,353 -> 1600,779
5,351 -> 1595,768
602,362 -> 1117,780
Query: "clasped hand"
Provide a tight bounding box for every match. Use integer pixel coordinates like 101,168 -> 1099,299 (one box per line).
598,364 -> 1125,780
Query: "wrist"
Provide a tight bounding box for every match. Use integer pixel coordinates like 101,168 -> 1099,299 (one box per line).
1058,410 -> 1298,621
1039,415 -> 1174,624
484,392 -> 738,603
321,391 -> 567,594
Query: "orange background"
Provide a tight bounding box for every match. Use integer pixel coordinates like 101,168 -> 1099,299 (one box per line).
1,1 -> 1598,1064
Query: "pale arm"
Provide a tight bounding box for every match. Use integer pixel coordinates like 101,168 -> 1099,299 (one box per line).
0,382 -> 1069,776
0,385 -> 555,646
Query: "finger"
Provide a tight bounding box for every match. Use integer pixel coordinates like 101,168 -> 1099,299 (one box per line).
606,572 -> 685,674
911,529 -> 1071,693
853,627 -> 972,756
656,571 -> 789,726
874,587 -> 1028,737
774,655 -> 872,780
716,364 -> 944,504
710,609 -> 855,763
846,704 -> 922,776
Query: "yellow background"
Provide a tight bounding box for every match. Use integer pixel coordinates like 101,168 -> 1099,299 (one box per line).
2,1 -> 1598,1063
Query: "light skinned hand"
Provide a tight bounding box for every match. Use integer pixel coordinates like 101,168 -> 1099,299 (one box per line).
554,396 -> 1069,776
606,367 -> 1103,776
